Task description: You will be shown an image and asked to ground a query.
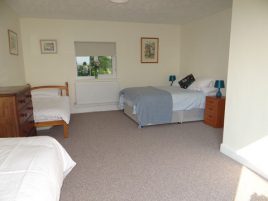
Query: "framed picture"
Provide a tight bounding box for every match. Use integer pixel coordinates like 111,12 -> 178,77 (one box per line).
40,40 -> 57,54
141,37 -> 159,63
8,30 -> 18,55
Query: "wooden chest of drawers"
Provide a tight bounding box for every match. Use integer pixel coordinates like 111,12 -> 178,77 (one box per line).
0,85 -> 36,137
204,96 -> 225,128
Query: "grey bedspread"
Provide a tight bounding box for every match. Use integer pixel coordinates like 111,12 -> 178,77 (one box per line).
119,86 -> 173,126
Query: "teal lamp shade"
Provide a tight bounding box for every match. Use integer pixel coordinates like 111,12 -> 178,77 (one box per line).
169,75 -> 176,86
214,80 -> 225,98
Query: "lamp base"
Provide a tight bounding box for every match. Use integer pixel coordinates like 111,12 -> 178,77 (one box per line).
216,88 -> 222,98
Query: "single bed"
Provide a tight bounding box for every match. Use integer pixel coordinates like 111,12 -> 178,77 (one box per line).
119,83 -> 216,127
31,82 -> 70,138
0,136 -> 76,201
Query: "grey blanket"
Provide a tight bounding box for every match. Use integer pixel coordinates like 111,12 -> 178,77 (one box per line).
120,86 -> 173,126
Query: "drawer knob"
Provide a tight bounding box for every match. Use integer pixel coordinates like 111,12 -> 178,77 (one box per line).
20,113 -> 27,117
19,99 -> 26,104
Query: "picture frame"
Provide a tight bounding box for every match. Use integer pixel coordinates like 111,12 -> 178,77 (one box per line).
141,37 -> 159,63
8,30 -> 18,55
40,40 -> 57,54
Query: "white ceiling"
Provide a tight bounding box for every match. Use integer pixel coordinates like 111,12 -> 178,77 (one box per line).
5,0 -> 232,24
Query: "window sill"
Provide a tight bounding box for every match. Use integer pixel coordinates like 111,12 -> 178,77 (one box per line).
76,76 -> 118,82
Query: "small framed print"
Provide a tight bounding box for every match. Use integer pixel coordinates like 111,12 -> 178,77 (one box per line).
8,30 -> 18,55
40,40 -> 57,54
141,37 -> 159,63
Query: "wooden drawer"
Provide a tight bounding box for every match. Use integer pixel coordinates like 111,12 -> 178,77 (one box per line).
205,98 -> 218,107
18,102 -> 33,124
205,109 -> 217,118
28,127 -> 37,136
19,116 -> 35,137
204,112 -> 217,125
205,104 -> 217,114
16,89 -> 32,110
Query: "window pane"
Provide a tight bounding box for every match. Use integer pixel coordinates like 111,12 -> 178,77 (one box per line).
98,56 -> 112,75
77,57 -> 90,76
76,57 -> 90,65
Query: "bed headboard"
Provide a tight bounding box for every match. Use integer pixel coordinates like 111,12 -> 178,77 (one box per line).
31,82 -> 69,96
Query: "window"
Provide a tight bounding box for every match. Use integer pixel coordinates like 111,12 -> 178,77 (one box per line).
76,56 -> 113,77
74,42 -> 116,78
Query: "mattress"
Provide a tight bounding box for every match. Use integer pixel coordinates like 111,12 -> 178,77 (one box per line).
32,96 -> 71,124
0,136 -> 76,201
119,86 -> 206,112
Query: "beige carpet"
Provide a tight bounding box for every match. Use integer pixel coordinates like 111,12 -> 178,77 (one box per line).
38,111 -> 266,201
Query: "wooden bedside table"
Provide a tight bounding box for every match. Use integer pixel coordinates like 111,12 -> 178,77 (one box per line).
204,96 -> 225,128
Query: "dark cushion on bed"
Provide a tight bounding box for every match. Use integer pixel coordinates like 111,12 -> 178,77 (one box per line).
178,74 -> 195,89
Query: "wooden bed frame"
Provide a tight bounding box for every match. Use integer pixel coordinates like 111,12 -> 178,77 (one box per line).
31,82 -> 69,138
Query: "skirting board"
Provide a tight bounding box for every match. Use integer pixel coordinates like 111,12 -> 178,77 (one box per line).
220,143 -> 268,180
72,102 -> 120,113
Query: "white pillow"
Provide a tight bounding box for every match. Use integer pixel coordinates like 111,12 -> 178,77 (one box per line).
188,78 -> 214,91
31,88 -> 60,98
196,78 -> 214,88
201,87 -> 217,95
187,82 -> 200,91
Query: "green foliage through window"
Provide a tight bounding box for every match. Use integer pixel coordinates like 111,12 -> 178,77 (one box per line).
76,56 -> 113,77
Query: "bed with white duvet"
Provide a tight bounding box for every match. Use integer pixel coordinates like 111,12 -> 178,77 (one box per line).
31,83 -> 70,138
119,78 -> 217,127
32,96 -> 70,124
0,136 -> 76,201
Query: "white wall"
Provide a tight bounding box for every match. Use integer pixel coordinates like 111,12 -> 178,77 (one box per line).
180,9 -> 232,81
0,1 -> 25,86
221,0 -> 268,179
20,18 -> 181,111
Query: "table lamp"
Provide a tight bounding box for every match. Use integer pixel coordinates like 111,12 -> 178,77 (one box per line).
169,75 -> 176,86
214,80 -> 225,98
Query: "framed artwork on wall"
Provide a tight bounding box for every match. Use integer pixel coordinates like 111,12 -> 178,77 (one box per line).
141,37 -> 159,63
40,40 -> 57,54
8,30 -> 18,55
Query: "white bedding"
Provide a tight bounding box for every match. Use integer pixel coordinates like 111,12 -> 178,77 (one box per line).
157,86 -> 206,110
0,136 -> 76,201
32,96 -> 71,124
119,86 -> 208,112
